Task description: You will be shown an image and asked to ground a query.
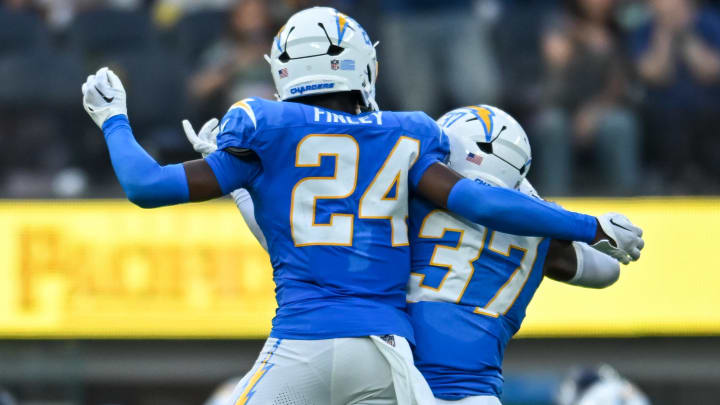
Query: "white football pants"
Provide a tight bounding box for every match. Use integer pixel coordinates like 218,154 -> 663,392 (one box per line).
226,336 -> 434,405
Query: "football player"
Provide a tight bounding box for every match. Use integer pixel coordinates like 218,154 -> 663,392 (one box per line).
82,7 -> 642,404
407,105 -> 631,405
186,106 -> 636,405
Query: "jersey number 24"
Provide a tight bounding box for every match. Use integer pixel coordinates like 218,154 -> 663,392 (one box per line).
290,134 -> 420,247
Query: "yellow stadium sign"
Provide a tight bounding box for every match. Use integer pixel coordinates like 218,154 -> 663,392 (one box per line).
0,198 -> 718,338
519,197 -> 720,337
0,200 -> 275,338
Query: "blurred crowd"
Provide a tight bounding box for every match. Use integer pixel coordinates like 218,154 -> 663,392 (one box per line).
1,0 -> 720,197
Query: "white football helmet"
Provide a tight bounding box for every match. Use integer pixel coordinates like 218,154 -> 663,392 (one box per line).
438,105 -> 532,190
268,7 -> 378,109
557,365 -> 651,405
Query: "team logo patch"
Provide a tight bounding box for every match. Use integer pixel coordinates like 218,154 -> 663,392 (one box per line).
380,334 -> 395,347
465,106 -> 496,142
331,59 -> 340,70
278,68 -> 288,78
340,59 -> 355,71
466,152 -> 483,166
336,12 -> 350,45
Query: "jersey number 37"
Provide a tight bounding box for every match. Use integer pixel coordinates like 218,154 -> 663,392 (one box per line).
408,210 -> 544,317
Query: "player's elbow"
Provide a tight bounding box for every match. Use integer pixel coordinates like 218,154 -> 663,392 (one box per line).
123,180 -> 163,209
126,188 -> 156,208
117,164 -> 188,208
129,198 -> 155,209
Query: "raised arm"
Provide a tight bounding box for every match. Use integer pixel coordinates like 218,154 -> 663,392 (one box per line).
100,115 -> 224,207
83,67 -> 252,207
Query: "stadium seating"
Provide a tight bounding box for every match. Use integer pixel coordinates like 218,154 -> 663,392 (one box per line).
172,10 -> 227,69
0,9 -> 83,111
0,8 -> 48,54
68,9 -> 156,56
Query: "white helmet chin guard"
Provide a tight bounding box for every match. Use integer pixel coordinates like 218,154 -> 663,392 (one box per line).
437,105 -> 532,190
268,7 -> 378,109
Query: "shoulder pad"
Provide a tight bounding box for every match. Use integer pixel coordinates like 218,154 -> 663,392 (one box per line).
397,111 -> 438,133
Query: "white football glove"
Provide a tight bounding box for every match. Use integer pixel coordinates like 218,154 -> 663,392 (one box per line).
81,67 -> 127,129
517,178 -> 540,199
592,213 -> 644,265
182,118 -> 219,157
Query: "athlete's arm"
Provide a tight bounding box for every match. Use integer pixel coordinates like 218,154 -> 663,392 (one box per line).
85,67 -> 259,208
543,240 -> 577,281
518,179 -> 620,286
544,240 -> 620,288
415,162 -> 606,244
101,115 -> 257,207
99,115 -> 190,207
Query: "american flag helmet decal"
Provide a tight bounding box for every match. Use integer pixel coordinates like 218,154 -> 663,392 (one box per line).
466,152 -> 483,166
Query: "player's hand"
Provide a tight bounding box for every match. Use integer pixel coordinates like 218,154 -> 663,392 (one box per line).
592,213 -> 644,265
182,118 -> 219,157
82,67 -> 127,129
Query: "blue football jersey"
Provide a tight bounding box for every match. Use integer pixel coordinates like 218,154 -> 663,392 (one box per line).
407,197 -> 551,399
211,98 -> 449,342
